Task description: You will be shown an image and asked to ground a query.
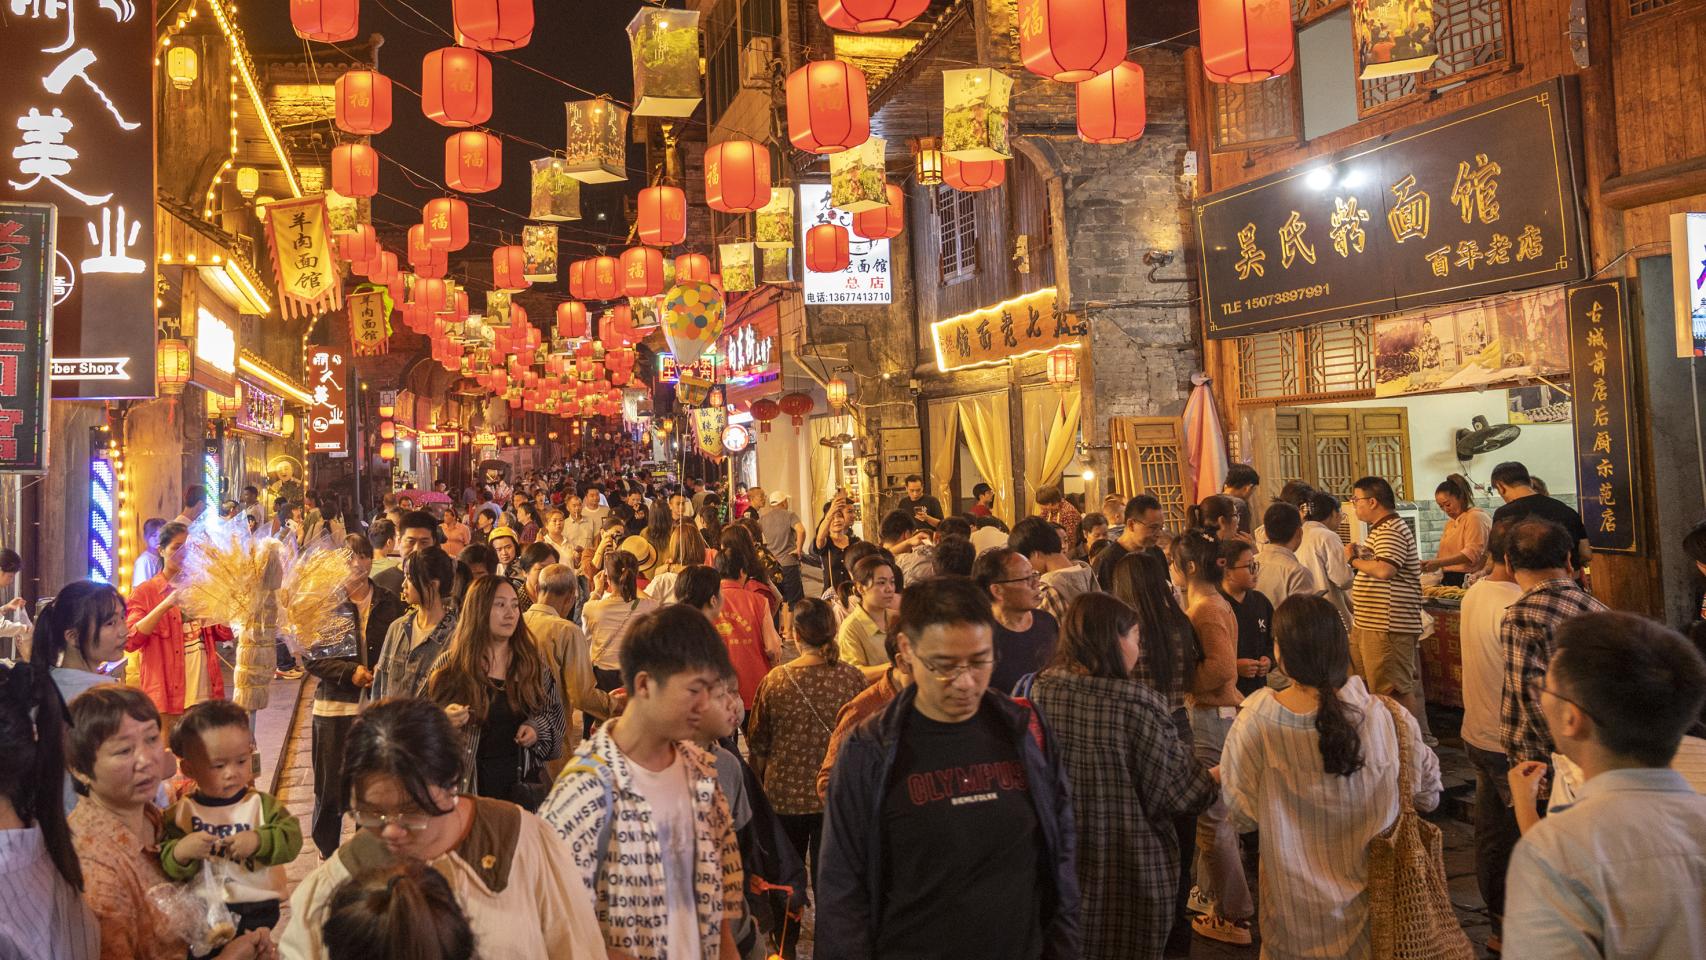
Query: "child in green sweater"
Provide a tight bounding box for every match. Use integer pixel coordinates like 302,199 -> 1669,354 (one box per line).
161,699 -> 303,936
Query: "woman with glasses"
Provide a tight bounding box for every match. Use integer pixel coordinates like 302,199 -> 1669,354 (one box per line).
279,698 -> 604,959
1219,539 -> 1276,697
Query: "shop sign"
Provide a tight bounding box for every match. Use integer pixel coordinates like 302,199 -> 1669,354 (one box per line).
1567,279 -> 1639,554
192,306 -> 238,397
395,389 -> 416,428
265,197 -> 342,320
235,380 -> 285,437
693,406 -> 726,460
0,203 -> 55,472
656,351 -> 717,384
1670,212 -> 1706,357
721,423 -> 750,453
419,430 -> 460,453
1194,77 -> 1587,339
473,431 -> 498,447
2,1 -> 156,399
931,286 -> 1085,372
348,287 -> 390,357
306,349 -> 348,455
720,304 -> 779,384
799,183 -> 891,305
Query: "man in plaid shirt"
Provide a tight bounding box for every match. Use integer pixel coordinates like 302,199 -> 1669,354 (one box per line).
1499,518 -> 1607,764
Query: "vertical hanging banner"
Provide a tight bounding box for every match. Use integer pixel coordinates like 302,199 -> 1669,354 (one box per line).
1567,279 -> 1639,554
0,203 -> 56,471
3,1 -> 156,399
307,348 -> 349,455
347,286 -> 390,357
694,405 -> 727,460
266,197 -> 343,320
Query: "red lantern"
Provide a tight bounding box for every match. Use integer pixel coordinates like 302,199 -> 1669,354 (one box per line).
335,70 -> 393,135
1017,0 -> 1126,82
603,304 -> 637,346
421,47 -> 494,127
423,197 -> 470,251
338,224 -> 378,263
944,155 -> 1005,192
704,140 -> 771,214
331,143 -> 378,198
452,0 -> 534,51
368,249 -> 399,285
1076,61 -> 1146,144
778,392 -> 814,427
493,245 -> 529,290
1199,0 -> 1295,83
637,185 -> 687,246
805,223 -> 850,273
621,246 -> 665,297
826,376 -> 850,410
675,253 -> 712,283
749,397 -> 781,434
589,255 -> 623,300
567,260 -> 590,299
611,368 -> 632,387
1046,345 -> 1080,389
415,257 -> 447,280
416,277 -> 451,314
445,130 -> 502,193
852,183 -> 905,240
786,60 -> 871,155
557,301 -> 589,339
819,0 -> 929,32
291,0 -> 358,42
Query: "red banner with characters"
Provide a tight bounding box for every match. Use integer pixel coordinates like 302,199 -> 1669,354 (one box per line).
0,204 -> 56,471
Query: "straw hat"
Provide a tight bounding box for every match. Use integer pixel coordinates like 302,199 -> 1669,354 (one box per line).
619,535 -> 660,577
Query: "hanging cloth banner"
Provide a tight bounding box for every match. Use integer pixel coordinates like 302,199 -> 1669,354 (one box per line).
265,196 -> 342,320
348,285 -> 392,357
694,405 -> 727,460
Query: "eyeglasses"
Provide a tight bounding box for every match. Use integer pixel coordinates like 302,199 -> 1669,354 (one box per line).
352,808 -> 441,833
993,572 -> 1041,586
914,655 -> 997,682
1524,675 -> 1599,722
1229,561 -> 1260,574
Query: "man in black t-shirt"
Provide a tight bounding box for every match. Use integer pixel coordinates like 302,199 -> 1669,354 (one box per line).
817,578 -> 1081,960
900,474 -> 944,531
1489,461 -> 1591,571
1091,494 -> 1168,590
973,547 -> 1060,696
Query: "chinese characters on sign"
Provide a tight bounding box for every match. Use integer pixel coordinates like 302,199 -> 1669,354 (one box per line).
930,286 -> 1085,372
798,183 -> 891,305
0,204 -> 56,471
234,381 -> 284,437
348,288 -> 389,357
656,351 -> 718,384
3,0 -> 156,398
1567,279 -> 1639,554
266,198 -> 342,320
1193,78 -> 1586,338
307,349 -> 349,455
418,430 -> 460,454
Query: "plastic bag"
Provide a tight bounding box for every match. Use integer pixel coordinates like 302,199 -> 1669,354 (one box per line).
146,861 -> 237,957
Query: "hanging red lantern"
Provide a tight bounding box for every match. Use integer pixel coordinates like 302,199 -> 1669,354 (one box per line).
1047,344 -> 1080,389
368,249 -> 399,285
335,70 -> 393,135
611,368 -> 632,387
621,246 -> 666,297
852,183 -> 905,240
675,253 -> 712,283
637,185 -> 687,246
338,224 -> 378,264
567,260 -> 590,299
291,0 -> 358,42
492,245 -> 529,290
804,223 -> 850,273
704,140 -> 771,214
1016,0 -> 1126,82
452,0 -> 534,51
423,197 -> 470,251
603,304 -> 637,346
1076,61 -> 1147,144
786,60 -> 871,155
331,143 -> 378,198
407,224 -> 433,267
944,155 -> 1006,192
818,0 -> 929,32
1199,0 -> 1295,83
589,255 -> 623,300
421,47 -> 494,127
749,397 -> 781,434
416,277 -> 451,314
778,392 -> 814,427
557,301 -> 589,339
445,131 -> 502,193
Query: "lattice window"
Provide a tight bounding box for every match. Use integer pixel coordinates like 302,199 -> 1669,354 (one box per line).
1213,73 -> 1301,152
1274,407 -> 1413,500
1627,0 -> 1680,14
937,186 -> 978,284
1357,0 -> 1511,118
1365,434 -> 1408,499
1294,0 -> 1350,24
1305,319 -> 1374,393
1314,435 -> 1355,498
1237,330 -> 1301,400
1109,417 -> 1188,527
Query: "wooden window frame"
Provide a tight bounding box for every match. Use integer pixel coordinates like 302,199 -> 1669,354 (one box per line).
936,185 -> 979,285
1236,318 -> 1376,406
1354,0 -> 1515,119
1274,405 -> 1414,501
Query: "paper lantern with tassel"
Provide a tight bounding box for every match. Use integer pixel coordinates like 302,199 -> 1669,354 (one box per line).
292,0 -> 358,42
778,392 -> 814,427
829,135 -> 888,212
445,131 -> 502,193
564,99 -> 629,183
422,47 -> 493,127
424,197 -> 470,251
705,140 -> 771,214
1076,61 -> 1146,144
1016,0 -> 1125,82
331,143 -> 378,198
557,301 -> 589,340
787,60 -> 871,154
335,69 -> 393,134
941,69 -> 1012,161
452,0 -> 534,51
805,224 -> 850,273
627,8 -> 702,118
675,252 -> 712,283
1046,344 -> 1080,389
819,0 -> 929,32
1200,0 -> 1296,83
621,246 -> 666,298
853,183 -> 905,240
944,155 -> 1005,192
826,376 -> 850,410
749,397 -> 781,434
492,245 -> 529,291
637,185 -> 687,245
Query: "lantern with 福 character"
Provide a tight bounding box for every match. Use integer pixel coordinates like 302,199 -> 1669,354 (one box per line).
1076,61 -> 1146,144
331,143 -> 378,198
805,223 -> 850,273
778,392 -> 813,427
787,60 -> 871,154
1047,344 -> 1080,390
912,137 -> 944,185
292,0 -> 358,42
336,69 -> 393,135
705,140 -> 771,214
408,224 -> 441,268
589,255 -> 623,300
338,223 -> 378,264
621,246 -> 666,297
749,397 -> 781,434
157,337 -> 191,395
853,183 -> 905,240
756,189 -> 794,248
424,197 -> 470,251
944,155 -> 1005,192
528,157 -> 582,221
942,69 -> 1011,161
523,225 -> 557,282
1353,0 -> 1438,78
718,242 -> 756,293
453,0 -> 534,51
830,135 -> 888,212
675,253 -> 712,283
819,0 -> 929,32
627,7 -> 702,118
1200,0 -> 1295,83
445,131 -> 503,193
421,47 -> 494,127
637,185 -> 687,245
1016,0 -> 1125,82
564,99 -> 629,184
492,245 -> 529,291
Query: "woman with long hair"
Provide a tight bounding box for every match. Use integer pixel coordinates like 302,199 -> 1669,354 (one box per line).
1031,593 -> 1216,960
1186,495 -> 1248,545
369,547 -> 459,702
645,524 -> 713,603
714,529 -> 784,710
424,576 -> 563,808
583,550 -> 661,699
813,495 -> 862,599
31,579 -> 127,706
1424,473 -> 1492,586
1221,595 -> 1441,959
719,523 -> 783,621
672,564 -> 725,619
642,500 -> 674,561
696,501 -> 724,547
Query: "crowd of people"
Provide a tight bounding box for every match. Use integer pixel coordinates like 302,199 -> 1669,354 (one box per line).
6,457 -> 1706,960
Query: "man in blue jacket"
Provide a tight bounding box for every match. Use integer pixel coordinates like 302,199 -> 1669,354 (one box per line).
817,576 -> 1080,960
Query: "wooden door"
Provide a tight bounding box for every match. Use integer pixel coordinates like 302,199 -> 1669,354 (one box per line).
1109,417 -> 1188,528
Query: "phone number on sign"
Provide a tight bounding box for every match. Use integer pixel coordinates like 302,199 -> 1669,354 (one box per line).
806,292 -> 892,304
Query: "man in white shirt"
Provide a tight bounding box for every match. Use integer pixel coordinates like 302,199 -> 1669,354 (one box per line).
524,564 -> 617,751
1253,503 -> 1318,608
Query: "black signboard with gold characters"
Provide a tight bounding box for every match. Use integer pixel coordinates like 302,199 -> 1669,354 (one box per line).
1195,77 -> 1587,338
1567,279 -> 1639,555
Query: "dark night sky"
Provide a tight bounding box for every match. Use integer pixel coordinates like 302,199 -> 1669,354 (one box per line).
240,0 -> 656,263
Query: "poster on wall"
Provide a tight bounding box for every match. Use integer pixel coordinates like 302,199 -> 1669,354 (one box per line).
1671,212 -> 1706,357
0,203 -> 55,471
799,183 -> 891,305
307,349 -> 349,455
1373,286 -> 1569,396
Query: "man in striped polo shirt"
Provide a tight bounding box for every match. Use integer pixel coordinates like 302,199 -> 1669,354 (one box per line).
1346,475 -> 1430,734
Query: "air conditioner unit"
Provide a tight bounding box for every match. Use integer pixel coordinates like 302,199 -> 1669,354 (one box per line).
741,36 -> 777,91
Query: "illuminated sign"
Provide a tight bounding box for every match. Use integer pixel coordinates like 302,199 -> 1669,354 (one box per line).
192,307 -> 238,397
234,380 -> 285,437
799,183 -> 891,305
721,424 -> 751,453
473,432 -> 498,447
0,203 -> 56,471
419,430 -> 461,453
931,287 -> 1085,372
306,349 -> 348,454
656,351 -> 717,384
1671,212 -> 1706,358
1568,280 -> 1639,554
88,444 -> 114,583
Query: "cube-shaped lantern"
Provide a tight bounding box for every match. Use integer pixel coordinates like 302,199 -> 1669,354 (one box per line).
523,225 -> 558,282
830,134 -> 888,213
529,157 -> 583,221
564,99 -> 629,184
760,246 -> 795,284
719,242 -> 756,293
756,188 -> 795,248
942,68 -> 1013,161
627,8 -> 703,118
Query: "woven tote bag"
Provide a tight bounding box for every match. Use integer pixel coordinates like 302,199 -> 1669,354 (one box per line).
1366,696 -> 1474,960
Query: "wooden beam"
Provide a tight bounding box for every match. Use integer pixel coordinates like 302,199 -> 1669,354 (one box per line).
1600,154 -> 1706,210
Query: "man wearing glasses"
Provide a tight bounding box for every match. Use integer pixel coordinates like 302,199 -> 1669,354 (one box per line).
1091,494 -> 1168,590
973,548 -> 1062,697
817,577 -> 1081,960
